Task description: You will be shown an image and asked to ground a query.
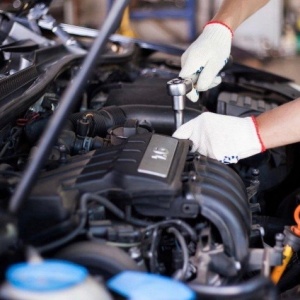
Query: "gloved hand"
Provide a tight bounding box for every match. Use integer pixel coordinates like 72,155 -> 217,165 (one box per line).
172,112 -> 266,164
179,21 -> 233,102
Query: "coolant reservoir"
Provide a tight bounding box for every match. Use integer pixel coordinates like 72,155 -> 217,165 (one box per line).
0,259 -> 112,300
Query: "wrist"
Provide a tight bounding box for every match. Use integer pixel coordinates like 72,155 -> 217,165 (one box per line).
199,22 -> 233,47
204,21 -> 234,38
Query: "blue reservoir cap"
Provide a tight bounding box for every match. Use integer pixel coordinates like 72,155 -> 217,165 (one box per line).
107,271 -> 196,300
6,259 -> 88,292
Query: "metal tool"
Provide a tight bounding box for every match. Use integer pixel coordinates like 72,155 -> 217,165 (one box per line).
167,56 -> 233,130
167,77 -> 193,129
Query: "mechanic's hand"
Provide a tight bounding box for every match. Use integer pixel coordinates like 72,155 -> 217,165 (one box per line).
180,22 -> 233,102
172,112 -> 266,164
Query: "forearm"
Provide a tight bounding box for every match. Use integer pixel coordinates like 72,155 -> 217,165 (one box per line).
211,0 -> 270,31
257,98 -> 300,149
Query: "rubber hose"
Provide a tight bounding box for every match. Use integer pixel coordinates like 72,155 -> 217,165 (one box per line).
189,276 -> 278,300
67,105 -> 201,137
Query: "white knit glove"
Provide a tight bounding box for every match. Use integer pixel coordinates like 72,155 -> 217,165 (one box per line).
172,112 -> 266,164
180,22 -> 233,102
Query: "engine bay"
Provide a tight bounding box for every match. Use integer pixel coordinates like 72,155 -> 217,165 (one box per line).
1,1 -> 300,299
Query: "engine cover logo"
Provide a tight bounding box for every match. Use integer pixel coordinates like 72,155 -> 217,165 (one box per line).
151,147 -> 169,160
138,134 -> 178,178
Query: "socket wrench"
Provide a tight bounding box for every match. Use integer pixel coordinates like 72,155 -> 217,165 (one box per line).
167,56 -> 233,129
167,77 -> 193,129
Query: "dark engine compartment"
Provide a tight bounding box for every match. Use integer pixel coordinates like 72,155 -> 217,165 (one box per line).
1,2 -> 300,299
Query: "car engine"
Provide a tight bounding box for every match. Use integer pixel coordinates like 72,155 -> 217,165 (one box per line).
1,1 -> 300,299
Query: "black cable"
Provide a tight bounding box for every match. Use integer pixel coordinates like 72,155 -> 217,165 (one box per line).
144,219 -> 197,242
9,0 -> 130,214
125,205 -> 153,227
0,170 -> 21,177
82,193 -> 125,220
84,193 -> 152,227
37,191 -> 121,252
145,222 -> 194,277
168,227 -> 189,281
38,194 -> 196,255
37,211 -> 87,253
149,227 -> 161,274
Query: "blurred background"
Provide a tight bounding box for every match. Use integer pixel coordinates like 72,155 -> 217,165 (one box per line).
1,0 -> 300,84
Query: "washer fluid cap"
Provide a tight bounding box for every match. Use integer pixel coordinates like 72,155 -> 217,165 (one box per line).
6,259 -> 88,292
107,271 -> 196,300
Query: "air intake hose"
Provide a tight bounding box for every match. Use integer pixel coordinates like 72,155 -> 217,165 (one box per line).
67,105 -> 201,137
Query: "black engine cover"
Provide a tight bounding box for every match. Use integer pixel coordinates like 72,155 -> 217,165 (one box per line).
23,132 -> 250,261
28,133 -> 194,219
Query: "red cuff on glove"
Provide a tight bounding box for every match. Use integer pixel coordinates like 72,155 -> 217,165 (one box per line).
251,116 -> 266,152
204,21 -> 234,38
